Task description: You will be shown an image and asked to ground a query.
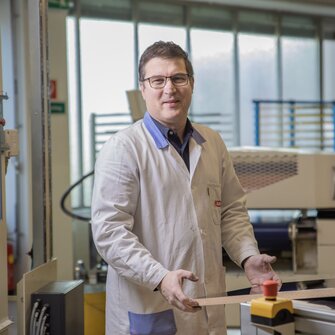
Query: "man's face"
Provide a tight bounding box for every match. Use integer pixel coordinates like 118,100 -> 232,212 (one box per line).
140,57 -> 194,129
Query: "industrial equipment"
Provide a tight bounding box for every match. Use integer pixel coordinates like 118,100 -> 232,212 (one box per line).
195,277 -> 335,334
241,297 -> 335,335
230,147 -> 335,275
30,280 -> 84,335
250,280 -> 294,335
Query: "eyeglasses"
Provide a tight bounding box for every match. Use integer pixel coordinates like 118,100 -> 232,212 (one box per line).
142,73 -> 191,89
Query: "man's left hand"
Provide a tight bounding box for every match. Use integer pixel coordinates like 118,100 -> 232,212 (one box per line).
243,254 -> 282,294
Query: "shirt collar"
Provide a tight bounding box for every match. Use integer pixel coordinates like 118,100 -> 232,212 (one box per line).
143,112 -> 205,149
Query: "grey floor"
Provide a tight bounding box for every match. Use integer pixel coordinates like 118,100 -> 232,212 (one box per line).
227,329 -> 241,335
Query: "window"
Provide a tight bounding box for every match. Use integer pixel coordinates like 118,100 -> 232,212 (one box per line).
190,28 -> 235,145
68,18 -> 135,206
138,23 -> 186,57
282,37 -> 318,100
239,33 -> 278,145
66,2 -> 335,207
323,39 -> 335,100
282,37 -> 319,148
322,39 -> 335,150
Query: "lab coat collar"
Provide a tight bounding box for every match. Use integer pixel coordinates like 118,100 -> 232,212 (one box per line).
143,112 -> 206,149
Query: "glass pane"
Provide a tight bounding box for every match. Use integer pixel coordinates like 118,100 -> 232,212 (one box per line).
190,29 -> 235,146
282,37 -> 319,148
76,0 -> 132,20
190,6 -> 232,30
323,39 -> 335,151
138,2 -> 184,25
80,19 -> 135,205
239,33 -> 278,146
238,11 -> 276,34
281,15 -> 316,37
66,16 -> 81,207
282,37 -> 318,100
81,0 -> 130,9
323,39 -> 335,100
138,23 -> 186,56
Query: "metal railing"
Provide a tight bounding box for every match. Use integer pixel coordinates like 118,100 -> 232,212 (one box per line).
90,111 -> 234,168
254,100 -> 335,151
90,112 -> 133,167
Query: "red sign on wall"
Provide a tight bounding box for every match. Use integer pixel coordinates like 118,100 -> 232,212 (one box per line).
50,79 -> 57,100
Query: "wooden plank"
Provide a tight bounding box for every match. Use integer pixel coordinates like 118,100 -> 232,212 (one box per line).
195,287 -> 335,306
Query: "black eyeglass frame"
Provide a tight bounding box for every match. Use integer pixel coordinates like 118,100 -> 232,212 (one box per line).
141,73 -> 192,89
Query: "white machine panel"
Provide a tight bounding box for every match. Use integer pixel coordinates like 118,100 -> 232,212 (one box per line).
230,147 -> 335,209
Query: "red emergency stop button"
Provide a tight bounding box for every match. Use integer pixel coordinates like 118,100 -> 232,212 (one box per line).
263,279 -> 278,300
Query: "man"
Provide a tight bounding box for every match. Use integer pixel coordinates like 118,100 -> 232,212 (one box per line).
91,41 -> 280,335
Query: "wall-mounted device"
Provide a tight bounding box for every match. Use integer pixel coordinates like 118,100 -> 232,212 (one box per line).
30,280 -> 84,335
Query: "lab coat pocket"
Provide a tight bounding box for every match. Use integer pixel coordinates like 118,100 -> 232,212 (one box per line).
208,184 -> 221,225
128,309 -> 177,335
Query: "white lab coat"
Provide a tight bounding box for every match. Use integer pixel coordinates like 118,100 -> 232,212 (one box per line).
91,113 -> 259,335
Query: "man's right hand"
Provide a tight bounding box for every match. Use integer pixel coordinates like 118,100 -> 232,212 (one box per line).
158,270 -> 201,313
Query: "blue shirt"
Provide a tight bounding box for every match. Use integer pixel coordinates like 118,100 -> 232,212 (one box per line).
143,113 -> 205,171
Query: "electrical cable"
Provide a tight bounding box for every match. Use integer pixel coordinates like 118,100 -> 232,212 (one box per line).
32,310 -> 40,335
36,304 -> 48,335
30,300 -> 40,335
39,314 -> 48,335
60,169 -> 94,222
43,325 -> 50,335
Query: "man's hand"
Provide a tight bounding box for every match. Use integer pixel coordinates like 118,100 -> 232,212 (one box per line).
243,254 -> 282,294
158,270 -> 201,313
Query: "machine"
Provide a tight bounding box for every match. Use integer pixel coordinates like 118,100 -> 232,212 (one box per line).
249,280 -> 294,335
230,147 -> 335,275
241,297 -> 335,335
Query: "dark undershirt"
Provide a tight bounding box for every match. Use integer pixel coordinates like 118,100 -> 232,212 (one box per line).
151,117 -> 193,171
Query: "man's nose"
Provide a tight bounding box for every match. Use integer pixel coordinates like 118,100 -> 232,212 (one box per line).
164,78 -> 177,91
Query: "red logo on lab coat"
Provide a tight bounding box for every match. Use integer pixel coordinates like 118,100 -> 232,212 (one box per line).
214,200 -> 222,207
